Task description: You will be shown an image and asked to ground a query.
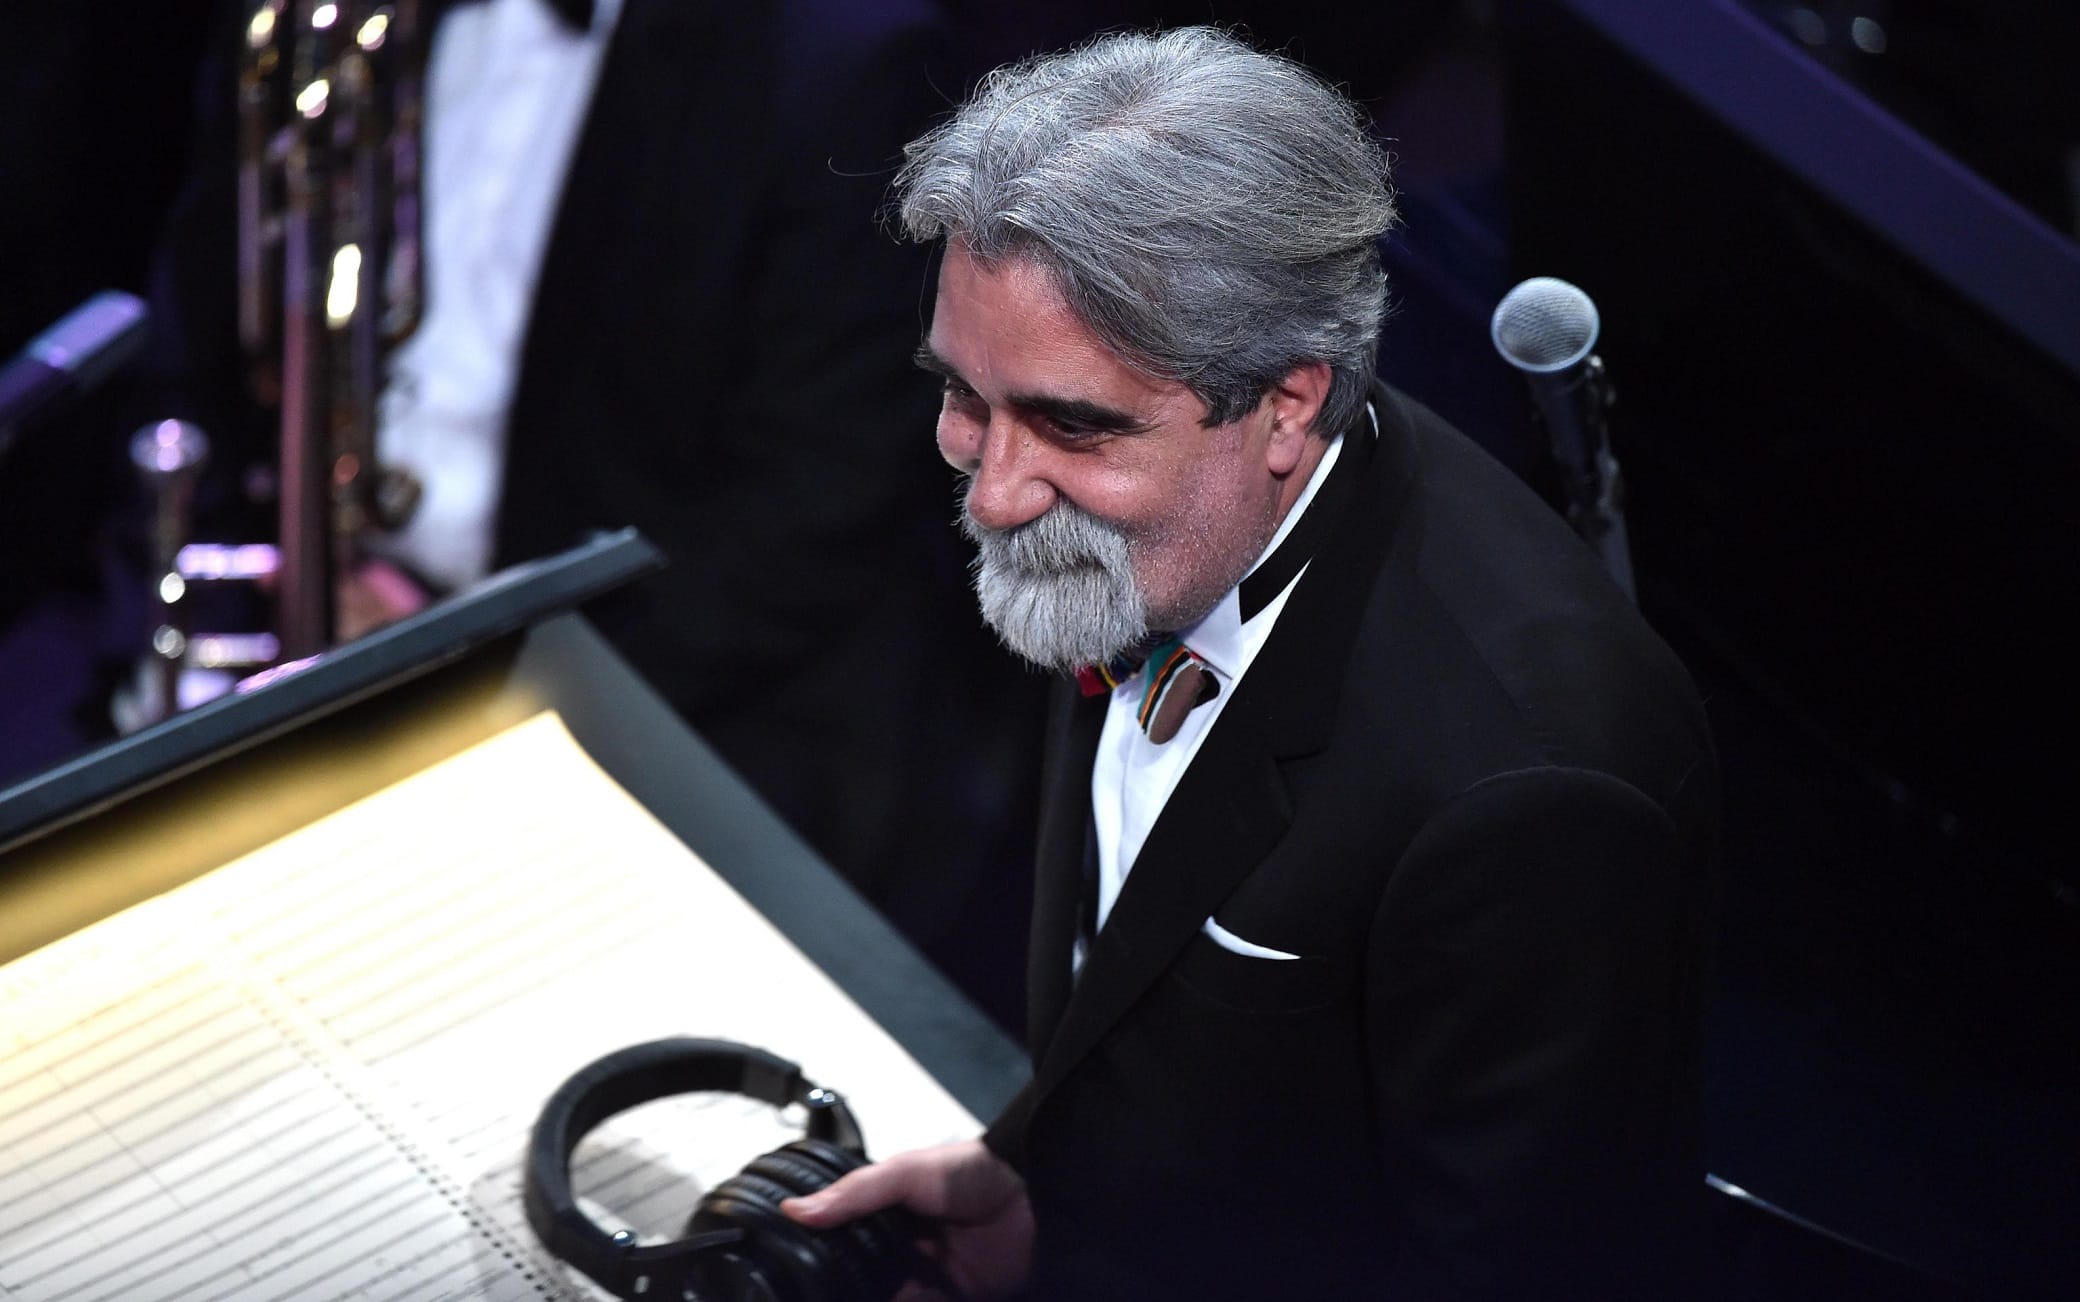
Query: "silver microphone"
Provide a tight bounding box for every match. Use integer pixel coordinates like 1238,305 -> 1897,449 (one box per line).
1491,277 -> 1635,601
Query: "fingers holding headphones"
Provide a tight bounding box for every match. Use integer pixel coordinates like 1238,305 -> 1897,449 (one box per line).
782,1139 -> 1033,1300
782,1146 -> 932,1226
780,1138 -> 998,1224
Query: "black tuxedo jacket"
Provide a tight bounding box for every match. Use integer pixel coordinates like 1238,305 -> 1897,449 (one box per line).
985,385 -> 1718,1301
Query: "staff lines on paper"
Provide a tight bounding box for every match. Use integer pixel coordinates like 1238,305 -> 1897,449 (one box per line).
0,977 -> 219,1096
56,1168 -> 422,1302
222,949 -> 583,1302
0,1057 -> 332,1256
0,1115 -> 380,1285
59,1014 -> 272,1129
278,871 -> 641,1050
301,1225 -> 478,1302
429,1103 -> 510,1152
214,820 -> 396,941
1,1012 -> 274,1189
242,1199 -> 477,1302
110,1170 -> 435,1302
366,1249 -> 531,1302
252,843 -> 635,1007
226,819 -> 569,975
238,847 -> 537,978
2,1004 -> 379,1262
325,910 -> 658,1068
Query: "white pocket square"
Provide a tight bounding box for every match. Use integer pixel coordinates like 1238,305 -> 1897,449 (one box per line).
1200,917 -> 1302,960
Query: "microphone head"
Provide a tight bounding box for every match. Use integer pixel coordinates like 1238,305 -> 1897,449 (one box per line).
1490,277 -> 1600,375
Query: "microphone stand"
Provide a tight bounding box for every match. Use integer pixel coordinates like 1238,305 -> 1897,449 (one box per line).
1531,351 -> 1634,602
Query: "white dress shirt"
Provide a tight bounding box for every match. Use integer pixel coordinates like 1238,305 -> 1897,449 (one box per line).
371,0 -> 620,591
1086,427 -> 1354,958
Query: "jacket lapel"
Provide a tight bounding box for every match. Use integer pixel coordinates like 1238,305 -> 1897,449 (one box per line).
1025,382 -> 1422,1100
1025,683 -> 1107,1059
1031,699 -> 1295,1098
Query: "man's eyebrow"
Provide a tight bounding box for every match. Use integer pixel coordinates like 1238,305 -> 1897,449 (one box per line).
915,342 -> 1149,434
1009,392 -> 1150,434
913,342 -> 961,382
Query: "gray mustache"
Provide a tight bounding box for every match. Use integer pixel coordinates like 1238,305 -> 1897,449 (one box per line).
958,480 -> 1149,671
961,491 -> 1131,575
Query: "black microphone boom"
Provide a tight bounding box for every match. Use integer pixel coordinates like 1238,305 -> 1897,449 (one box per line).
0,290 -> 149,461
1490,276 -> 1636,601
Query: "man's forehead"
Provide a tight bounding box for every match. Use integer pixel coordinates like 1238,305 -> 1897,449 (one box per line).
926,246 -> 1177,405
928,246 -> 1079,344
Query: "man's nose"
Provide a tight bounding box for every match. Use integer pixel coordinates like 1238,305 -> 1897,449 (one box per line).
950,421 -> 1056,531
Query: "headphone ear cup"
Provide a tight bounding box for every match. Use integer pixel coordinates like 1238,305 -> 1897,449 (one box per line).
774,1141 -> 909,1256
771,1141 -> 921,1299
749,1151 -> 894,1301
746,1144 -> 857,1193
782,1138 -> 867,1176
693,1168 -> 866,1302
692,1146 -> 923,1302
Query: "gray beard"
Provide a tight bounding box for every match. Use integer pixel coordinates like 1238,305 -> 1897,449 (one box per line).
960,484 -> 1149,673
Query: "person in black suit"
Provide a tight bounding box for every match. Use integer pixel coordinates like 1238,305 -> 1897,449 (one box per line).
491,0 -> 1042,947
144,0 -> 1044,1024
784,27 -> 1717,1301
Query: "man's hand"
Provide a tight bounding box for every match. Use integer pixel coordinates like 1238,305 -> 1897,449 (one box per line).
782,1139 -> 1032,1302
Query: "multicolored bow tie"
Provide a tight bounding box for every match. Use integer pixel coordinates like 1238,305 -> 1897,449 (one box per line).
1075,635 -> 1221,744
1065,402 -> 1378,748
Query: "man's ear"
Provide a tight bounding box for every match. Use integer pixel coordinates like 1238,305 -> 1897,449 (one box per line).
1264,360 -> 1333,475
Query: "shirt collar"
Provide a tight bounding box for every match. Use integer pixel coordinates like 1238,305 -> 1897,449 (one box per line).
1172,428 -> 1349,681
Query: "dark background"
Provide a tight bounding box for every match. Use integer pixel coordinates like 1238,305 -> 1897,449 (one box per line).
3,2 -> 2075,1296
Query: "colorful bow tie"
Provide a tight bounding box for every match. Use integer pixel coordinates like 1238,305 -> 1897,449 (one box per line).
1075,635 -> 1221,744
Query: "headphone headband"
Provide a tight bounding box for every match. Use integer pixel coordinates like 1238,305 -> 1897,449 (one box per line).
524,1037 -> 866,1297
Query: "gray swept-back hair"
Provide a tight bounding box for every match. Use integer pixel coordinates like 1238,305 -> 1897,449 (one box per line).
894,26 -> 1397,437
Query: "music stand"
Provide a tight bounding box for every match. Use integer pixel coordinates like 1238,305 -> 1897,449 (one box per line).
0,529 -> 1025,1121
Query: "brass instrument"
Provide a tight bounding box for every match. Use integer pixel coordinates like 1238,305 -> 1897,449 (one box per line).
133,1 -> 426,722
242,0 -> 428,657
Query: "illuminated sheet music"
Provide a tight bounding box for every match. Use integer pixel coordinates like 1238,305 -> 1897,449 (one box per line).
0,713 -> 979,1300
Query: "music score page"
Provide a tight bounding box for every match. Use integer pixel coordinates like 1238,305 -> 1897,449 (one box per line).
0,712 -> 979,1301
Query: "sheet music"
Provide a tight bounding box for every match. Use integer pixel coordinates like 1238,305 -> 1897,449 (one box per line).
0,712 -> 981,1301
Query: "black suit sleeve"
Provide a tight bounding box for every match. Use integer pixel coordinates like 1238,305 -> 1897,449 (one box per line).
982,1078 -> 1037,1172
1364,765 -> 1707,1300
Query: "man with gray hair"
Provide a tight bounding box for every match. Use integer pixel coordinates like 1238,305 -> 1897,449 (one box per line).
785,27 -> 1715,1301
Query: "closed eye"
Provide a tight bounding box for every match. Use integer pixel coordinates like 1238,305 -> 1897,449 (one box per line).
1038,413 -> 1105,442
1017,394 -> 1150,440
913,340 -> 1148,441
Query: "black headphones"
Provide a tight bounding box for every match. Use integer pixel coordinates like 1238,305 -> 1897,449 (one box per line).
524,1038 -> 921,1301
